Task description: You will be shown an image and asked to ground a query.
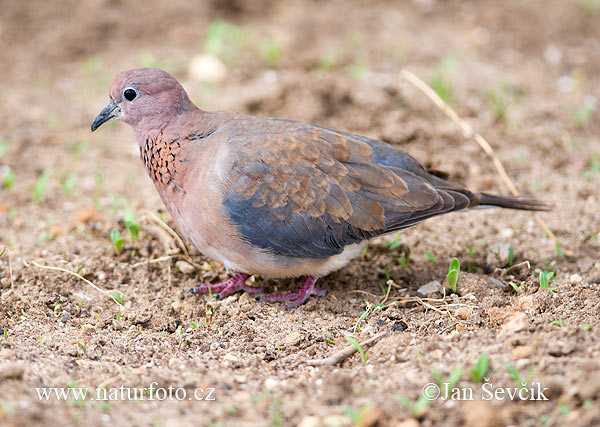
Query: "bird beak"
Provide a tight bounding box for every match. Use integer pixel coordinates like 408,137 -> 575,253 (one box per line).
91,102 -> 118,132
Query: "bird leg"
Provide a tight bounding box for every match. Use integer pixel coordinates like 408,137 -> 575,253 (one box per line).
259,276 -> 326,309
187,272 -> 263,299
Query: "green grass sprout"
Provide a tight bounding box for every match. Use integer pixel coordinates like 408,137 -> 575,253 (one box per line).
507,246 -> 515,267
33,171 -> 49,204
346,336 -> 368,364
446,257 -> 460,293
471,354 -> 489,382
123,210 -> 140,241
425,250 -> 437,264
538,270 -> 557,290
2,167 -> 15,190
62,172 -> 77,194
110,230 -> 124,255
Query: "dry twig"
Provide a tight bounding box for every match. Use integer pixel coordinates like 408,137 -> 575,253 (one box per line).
23,259 -> 123,308
400,69 -> 558,246
306,331 -> 388,366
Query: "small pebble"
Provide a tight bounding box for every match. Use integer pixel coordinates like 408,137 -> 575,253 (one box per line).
501,312 -> 529,334
175,260 -> 196,274
455,307 -> 470,320
417,280 -> 441,295
60,310 -> 71,324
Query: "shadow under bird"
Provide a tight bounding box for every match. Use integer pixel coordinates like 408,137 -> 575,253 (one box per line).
91,67 -> 548,308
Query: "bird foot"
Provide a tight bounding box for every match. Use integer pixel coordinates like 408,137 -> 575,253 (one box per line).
258,276 -> 326,309
186,273 -> 263,299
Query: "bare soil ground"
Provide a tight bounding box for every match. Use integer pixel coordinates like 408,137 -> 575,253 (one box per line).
1,1 -> 599,426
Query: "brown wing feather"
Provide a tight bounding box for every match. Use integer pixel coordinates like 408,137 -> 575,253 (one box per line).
222,118 -> 456,258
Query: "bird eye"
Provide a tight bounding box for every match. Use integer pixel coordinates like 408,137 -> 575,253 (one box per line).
123,88 -> 137,101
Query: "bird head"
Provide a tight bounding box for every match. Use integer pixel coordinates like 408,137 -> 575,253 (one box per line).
91,67 -> 196,132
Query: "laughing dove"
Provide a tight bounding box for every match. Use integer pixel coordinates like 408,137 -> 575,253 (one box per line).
92,68 -> 548,308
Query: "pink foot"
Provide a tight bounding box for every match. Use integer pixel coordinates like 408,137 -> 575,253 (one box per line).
187,273 -> 263,299
259,276 -> 326,309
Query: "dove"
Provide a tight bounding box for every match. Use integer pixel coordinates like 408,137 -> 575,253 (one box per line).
92,68 -> 548,308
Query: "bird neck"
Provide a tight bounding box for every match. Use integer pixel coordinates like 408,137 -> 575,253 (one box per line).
136,109 -> 211,192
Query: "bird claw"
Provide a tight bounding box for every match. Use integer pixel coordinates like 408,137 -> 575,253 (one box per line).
258,276 -> 325,309
217,282 -> 264,299
186,273 -> 262,298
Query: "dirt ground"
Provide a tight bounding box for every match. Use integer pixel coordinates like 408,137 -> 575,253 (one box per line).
1,0 -> 599,426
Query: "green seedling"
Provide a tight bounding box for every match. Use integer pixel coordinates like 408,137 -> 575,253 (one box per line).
45,113 -> 62,131
433,367 -> 463,398
582,154 -> 600,180
346,336 -> 368,364
579,0 -> 599,13
206,286 -> 216,299
509,281 -> 525,294
379,282 -> 390,296
62,172 -> 77,194
325,337 -> 336,345
345,405 -> 373,427
487,88 -> 509,123
203,20 -> 246,63
425,250 -> 437,264
0,139 -> 10,157
83,55 -> 102,74
383,234 -> 402,251
581,323 -> 594,331
259,38 -> 281,66
397,394 -> 430,418
446,257 -> 460,293
574,104 -> 596,128
471,354 -> 489,382
355,302 -> 382,333
431,72 -> 452,103
360,246 -> 369,257
110,230 -> 124,255
507,246 -> 515,267
466,244 -> 475,256
466,264 -> 481,273
506,364 -> 534,391
429,55 -> 456,103
123,210 -> 140,241
555,241 -> 565,258
33,171 -> 49,204
397,255 -> 411,268
349,61 -> 366,79
537,270 -> 557,290
2,167 -> 15,190
548,317 -> 563,327
317,54 -> 336,71
108,292 -> 124,305
95,171 -> 105,188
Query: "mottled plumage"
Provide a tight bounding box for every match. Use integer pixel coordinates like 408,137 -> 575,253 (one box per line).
92,68 -> 548,308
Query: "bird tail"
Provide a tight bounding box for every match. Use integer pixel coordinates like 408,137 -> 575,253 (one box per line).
473,192 -> 551,211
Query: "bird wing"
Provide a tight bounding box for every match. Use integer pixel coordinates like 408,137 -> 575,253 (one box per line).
222,120 -> 472,258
